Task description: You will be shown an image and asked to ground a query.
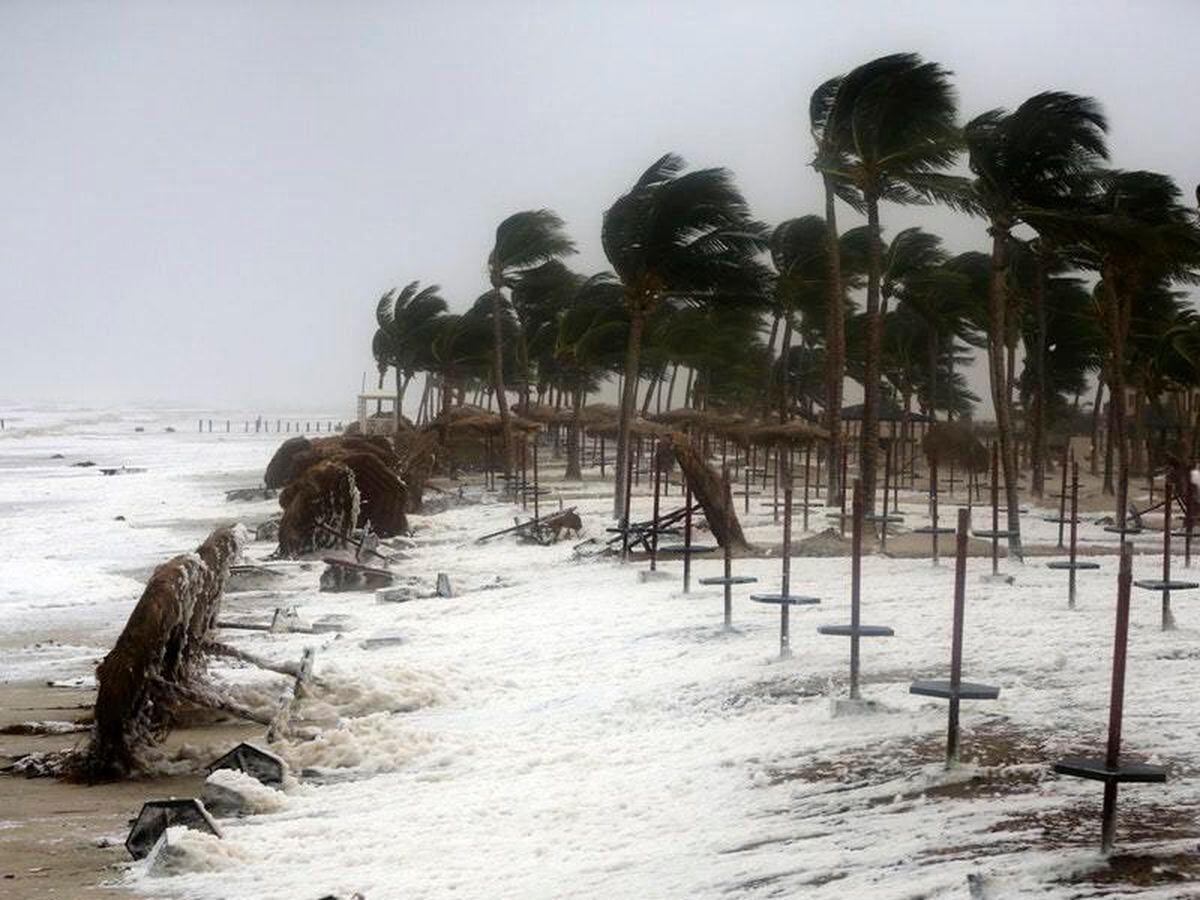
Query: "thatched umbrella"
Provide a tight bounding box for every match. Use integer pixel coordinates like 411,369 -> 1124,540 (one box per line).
585,417 -> 671,440
744,420 -> 829,446
922,421 -> 988,472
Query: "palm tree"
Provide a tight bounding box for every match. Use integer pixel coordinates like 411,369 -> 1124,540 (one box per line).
487,211 -> 576,472
809,77 -> 862,503
373,281 -> 449,428
602,153 -> 768,517
1064,171 -> 1200,486
958,91 -> 1109,556
817,53 -> 961,512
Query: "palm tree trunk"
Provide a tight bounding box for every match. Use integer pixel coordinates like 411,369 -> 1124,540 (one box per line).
1090,377 -> 1104,477
860,192 -> 885,513
1103,276 -> 1130,495
822,175 -> 846,506
665,363 -> 678,412
491,288 -> 513,474
641,366 -> 660,416
684,367 -> 695,409
762,310 -> 781,420
927,332 -> 940,422
986,227 -> 1023,559
777,314 -> 794,422
613,305 -> 645,518
1030,252 -> 1048,497
565,385 -> 583,480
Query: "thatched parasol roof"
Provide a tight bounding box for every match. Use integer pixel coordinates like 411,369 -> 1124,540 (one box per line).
744,420 -> 829,445
922,421 -> 988,472
584,417 -> 672,440
444,413 -> 541,435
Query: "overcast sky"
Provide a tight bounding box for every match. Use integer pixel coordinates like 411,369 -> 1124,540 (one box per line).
2,0 -> 1197,414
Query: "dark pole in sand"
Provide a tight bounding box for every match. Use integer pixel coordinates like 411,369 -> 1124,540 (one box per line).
892,438 -> 900,513
650,442 -> 662,572
1069,462 -> 1081,608
814,443 -> 823,499
839,445 -> 849,537
743,464 -> 750,516
683,482 -> 694,594
878,438 -> 893,552
532,439 -> 540,523
520,439 -> 529,511
621,442 -> 634,563
802,442 -> 811,532
771,444 -> 780,525
947,510 -> 967,764
1161,479 -> 1173,630
1057,445 -> 1069,549
600,436 -> 606,480
1185,466 -> 1195,569
779,481 -> 794,656
723,480 -> 734,626
990,443 -> 1000,577
931,457 -> 942,565
850,483 -> 863,697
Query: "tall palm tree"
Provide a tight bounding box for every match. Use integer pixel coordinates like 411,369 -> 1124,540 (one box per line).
602,153 -> 768,517
959,91 -> 1109,556
488,211 -> 576,472
1065,171 -> 1200,485
374,281 -> 449,427
809,77 -> 862,502
818,53 -> 961,511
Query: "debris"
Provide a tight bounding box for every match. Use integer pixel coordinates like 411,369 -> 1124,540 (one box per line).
476,506 -> 581,545
320,557 -> 395,592
206,742 -> 286,787
225,486 -> 277,502
125,798 -> 221,860
436,573 -> 452,598
99,466 -> 147,476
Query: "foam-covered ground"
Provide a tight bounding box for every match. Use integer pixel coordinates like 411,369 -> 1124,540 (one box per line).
2,408 -> 1197,899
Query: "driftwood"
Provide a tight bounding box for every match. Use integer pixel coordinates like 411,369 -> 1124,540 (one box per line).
79,525 -> 245,781
476,507 -> 582,545
658,433 -> 748,550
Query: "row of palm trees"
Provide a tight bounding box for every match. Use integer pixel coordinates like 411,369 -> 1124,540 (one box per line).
373,52 -> 1200,547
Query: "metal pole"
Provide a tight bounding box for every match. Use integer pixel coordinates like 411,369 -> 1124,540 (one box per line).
803,442 -> 811,532
931,457 -> 941,566
1069,461 -> 1080,609
781,480 -> 793,658
1057,445 -> 1069,549
683,483 -> 693,594
880,439 -> 892,552
723,479 -> 734,628
1162,478 -> 1174,630
850,479 -> 863,699
1101,544 -> 1134,854
743,464 -> 750,516
1186,462 -> 1195,568
621,442 -> 634,563
991,442 -> 1000,577
948,506 -> 970,767
839,445 -> 848,537
772,444 -> 780,525
650,442 -> 662,572
533,440 -> 540,523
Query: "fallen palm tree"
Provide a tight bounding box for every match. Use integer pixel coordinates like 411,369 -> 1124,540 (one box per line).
657,432 -> 748,550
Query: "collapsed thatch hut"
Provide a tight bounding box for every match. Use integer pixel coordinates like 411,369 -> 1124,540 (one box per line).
922,421 -> 989,473
277,459 -> 362,556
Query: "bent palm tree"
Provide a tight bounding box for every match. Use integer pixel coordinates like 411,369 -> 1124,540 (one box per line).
488,211 -> 576,473
603,153 -> 768,517
818,53 -> 961,512
374,281 -> 449,428
960,91 -> 1109,557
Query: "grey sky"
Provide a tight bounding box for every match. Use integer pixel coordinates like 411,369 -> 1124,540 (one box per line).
2,0 -> 1197,413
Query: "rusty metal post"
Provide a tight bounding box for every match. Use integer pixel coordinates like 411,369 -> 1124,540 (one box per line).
947,506 -> 970,766
683,482 -> 693,594
780,481 -> 794,658
1057,445 -> 1069,549
880,439 -> 893,552
990,442 -> 1000,577
850,480 -> 864,699
1101,544 -> 1134,854
1162,478 -> 1174,630
723,479 -> 734,628
930,457 -> 941,566
650,443 -> 662,571
803,442 -> 811,532
533,440 -> 541,523
839,444 -> 849,537
743,464 -> 750,516
1069,461 -> 1080,609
